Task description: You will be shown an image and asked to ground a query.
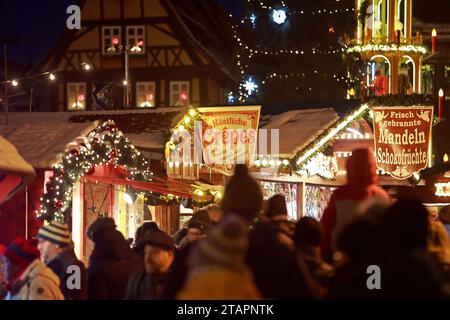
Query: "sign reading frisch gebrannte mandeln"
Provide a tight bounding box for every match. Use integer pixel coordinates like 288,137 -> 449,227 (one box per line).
372,106 -> 434,180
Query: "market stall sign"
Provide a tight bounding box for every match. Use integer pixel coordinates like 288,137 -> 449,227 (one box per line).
197,106 -> 261,176
372,106 -> 433,180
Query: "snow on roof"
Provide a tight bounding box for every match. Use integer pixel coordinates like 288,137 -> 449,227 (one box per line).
0,115 -> 98,168
260,108 -> 339,157
0,108 -> 185,168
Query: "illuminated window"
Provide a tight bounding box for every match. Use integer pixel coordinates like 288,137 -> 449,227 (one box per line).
170,81 -> 190,106
67,82 -> 87,110
126,26 -> 145,54
102,26 -> 121,55
136,82 -> 155,107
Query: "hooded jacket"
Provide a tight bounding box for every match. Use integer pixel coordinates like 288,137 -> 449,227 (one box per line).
321,148 -> 390,257
87,227 -> 141,300
9,259 -> 64,300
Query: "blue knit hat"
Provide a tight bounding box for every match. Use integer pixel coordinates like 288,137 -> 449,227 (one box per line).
37,221 -> 71,248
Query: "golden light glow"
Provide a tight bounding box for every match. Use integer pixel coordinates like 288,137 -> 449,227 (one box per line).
439,89 -> 444,98
432,29 -> 437,37
444,153 -> 449,163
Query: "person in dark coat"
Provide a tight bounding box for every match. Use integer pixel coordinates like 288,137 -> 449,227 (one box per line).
37,221 -> 87,300
221,164 -> 313,299
87,218 -> 141,300
378,199 -> 444,299
124,230 -> 175,300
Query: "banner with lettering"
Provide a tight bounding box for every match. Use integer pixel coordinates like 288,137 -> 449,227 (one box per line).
197,106 -> 261,176
372,106 -> 433,180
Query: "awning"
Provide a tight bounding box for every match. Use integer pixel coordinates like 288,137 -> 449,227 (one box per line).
0,135 -> 36,205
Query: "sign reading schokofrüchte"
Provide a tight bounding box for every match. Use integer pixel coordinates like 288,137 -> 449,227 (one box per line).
372,106 -> 434,180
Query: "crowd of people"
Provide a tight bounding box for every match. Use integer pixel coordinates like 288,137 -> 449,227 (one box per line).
1,148 -> 450,300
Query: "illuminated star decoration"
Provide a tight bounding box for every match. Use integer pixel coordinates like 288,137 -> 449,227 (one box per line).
250,13 -> 257,28
243,77 -> 258,95
272,9 -> 287,25
227,91 -> 235,104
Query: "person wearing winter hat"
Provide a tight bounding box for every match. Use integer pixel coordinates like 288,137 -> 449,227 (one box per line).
124,230 -> 176,300
221,164 -> 263,223
177,214 -> 261,300
2,237 -> 64,300
37,221 -> 87,300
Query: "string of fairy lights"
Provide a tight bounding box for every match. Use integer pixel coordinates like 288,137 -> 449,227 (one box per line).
228,2 -> 362,102
37,120 -> 153,222
2,62 -> 93,88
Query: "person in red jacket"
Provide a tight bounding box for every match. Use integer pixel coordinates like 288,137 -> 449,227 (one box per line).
320,148 -> 390,260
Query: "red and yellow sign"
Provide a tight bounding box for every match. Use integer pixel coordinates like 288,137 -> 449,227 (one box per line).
198,106 -> 260,176
372,106 -> 433,180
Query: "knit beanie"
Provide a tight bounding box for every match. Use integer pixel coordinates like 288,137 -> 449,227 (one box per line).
221,164 -> 263,222
189,214 -> 249,270
265,194 -> 288,218
4,237 -> 39,269
37,221 -> 71,248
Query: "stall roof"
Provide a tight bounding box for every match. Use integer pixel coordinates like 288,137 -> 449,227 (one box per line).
0,107 -> 185,168
260,108 -> 339,158
0,135 -> 36,205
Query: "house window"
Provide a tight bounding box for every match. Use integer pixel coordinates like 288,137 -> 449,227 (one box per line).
126,26 -> 145,54
67,82 -> 87,110
102,26 -> 122,55
170,81 -> 190,106
136,82 -> 156,107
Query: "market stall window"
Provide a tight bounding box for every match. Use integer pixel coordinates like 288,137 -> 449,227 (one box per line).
261,181 -> 298,220
305,184 -> 335,220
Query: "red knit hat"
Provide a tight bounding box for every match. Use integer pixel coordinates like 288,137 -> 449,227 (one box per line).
0,244 -> 6,256
4,237 -> 39,269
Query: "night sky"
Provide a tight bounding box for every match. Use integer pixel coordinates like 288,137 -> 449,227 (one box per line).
0,0 -> 448,68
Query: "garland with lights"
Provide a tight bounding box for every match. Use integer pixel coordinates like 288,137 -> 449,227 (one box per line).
346,43 -> 427,55
365,94 -> 435,107
165,107 -> 203,153
143,190 -> 219,207
291,103 -> 371,171
37,120 -> 153,222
